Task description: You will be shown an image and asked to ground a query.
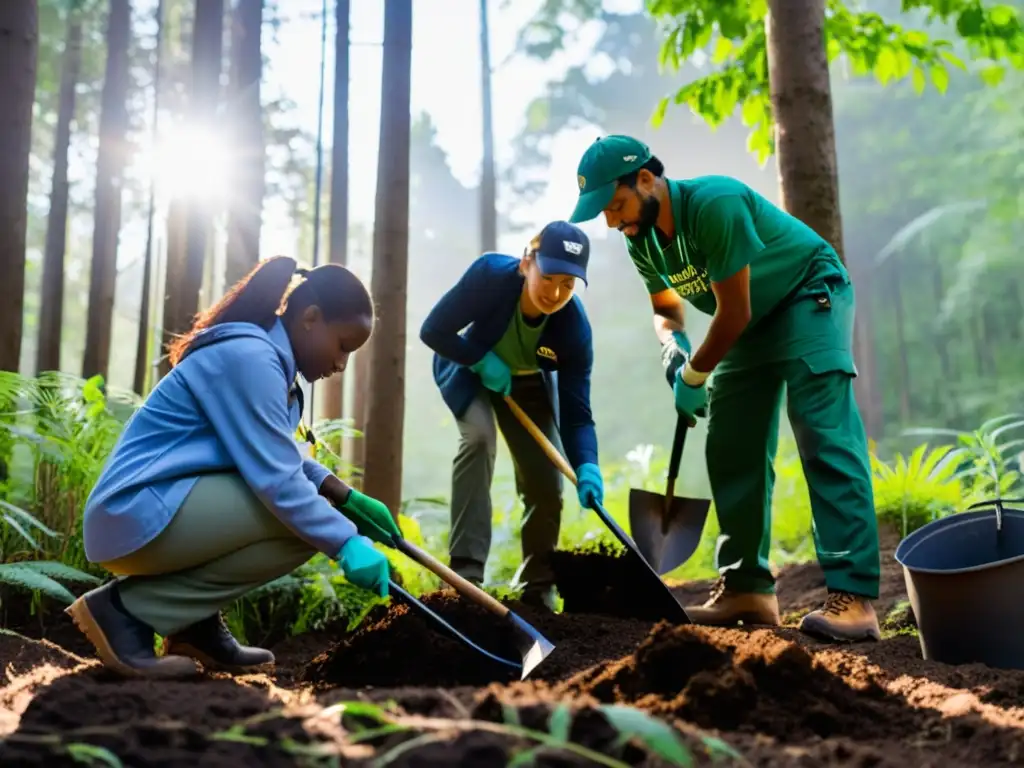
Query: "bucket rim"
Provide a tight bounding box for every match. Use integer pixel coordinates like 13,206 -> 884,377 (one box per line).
894,501 -> 1024,575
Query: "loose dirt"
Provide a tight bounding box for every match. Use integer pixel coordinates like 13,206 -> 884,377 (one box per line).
2,527 -> 1023,766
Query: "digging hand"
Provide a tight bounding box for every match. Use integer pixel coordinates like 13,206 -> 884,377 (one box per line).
575,463 -> 604,508
337,535 -> 390,597
673,367 -> 708,428
470,351 -> 512,396
338,488 -> 403,546
660,330 -> 691,388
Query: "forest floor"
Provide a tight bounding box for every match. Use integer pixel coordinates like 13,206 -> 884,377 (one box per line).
2,529 -> 1023,767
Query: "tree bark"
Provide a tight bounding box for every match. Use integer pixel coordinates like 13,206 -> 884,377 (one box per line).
178,0 -> 224,335
37,12 -> 82,375
134,0 -> 165,395
224,0 -> 264,287
0,3 -> 38,373
323,0 -> 351,427
158,199 -> 188,379
478,0 -> 497,253
82,0 -> 132,381
361,0 -> 412,515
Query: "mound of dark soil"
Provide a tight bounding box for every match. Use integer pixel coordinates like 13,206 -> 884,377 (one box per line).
302,590 -> 654,688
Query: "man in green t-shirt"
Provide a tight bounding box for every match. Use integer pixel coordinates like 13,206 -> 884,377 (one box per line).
568,134 -> 881,643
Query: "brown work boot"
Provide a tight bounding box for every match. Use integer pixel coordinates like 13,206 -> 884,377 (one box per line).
799,591 -> 881,642
684,578 -> 781,627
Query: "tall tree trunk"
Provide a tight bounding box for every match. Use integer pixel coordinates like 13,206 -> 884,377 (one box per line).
83,0 -> 132,381
0,3 -> 39,373
323,0 -> 351,428
37,12 -> 82,375
890,260 -> 912,423
178,0 -> 224,333
478,0 -> 497,253
361,0 -> 412,516
224,0 -> 263,287
133,0 -> 165,395
158,200 -> 188,378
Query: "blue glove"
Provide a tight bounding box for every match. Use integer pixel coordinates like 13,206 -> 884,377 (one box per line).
576,463 -> 604,508
337,535 -> 390,597
673,364 -> 708,427
660,330 -> 691,388
470,351 -> 512,395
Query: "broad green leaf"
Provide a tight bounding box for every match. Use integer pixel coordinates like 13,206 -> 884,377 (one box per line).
600,704 -> 693,766
651,96 -> 670,128
930,64 -> 950,93
66,743 -> 123,767
980,64 -> 1007,85
910,64 -> 927,93
0,564 -> 76,603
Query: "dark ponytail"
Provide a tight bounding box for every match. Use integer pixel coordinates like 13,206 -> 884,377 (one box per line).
167,256 -> 374,367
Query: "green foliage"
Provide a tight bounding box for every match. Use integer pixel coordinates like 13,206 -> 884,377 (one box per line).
646,0 -> 1024,164
0,560 -> 100,606
870,442 -> 964,535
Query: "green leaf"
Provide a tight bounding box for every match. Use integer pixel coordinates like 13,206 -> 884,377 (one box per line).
930,64 -> 950,93
548,704 -> 572,742
651,96 -> 669,128
16,560 -> 102,584
600,704 -> 693,766
980,64 -> 1006,85
0,564 -> 76,603
66,743 -> 123,767
910,64 -> 927,93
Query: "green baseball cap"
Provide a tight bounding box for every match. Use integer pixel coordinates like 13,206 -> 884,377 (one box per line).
569,135 -> 652,223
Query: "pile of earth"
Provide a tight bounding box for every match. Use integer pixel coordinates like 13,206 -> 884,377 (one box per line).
2,528 -> 1024,765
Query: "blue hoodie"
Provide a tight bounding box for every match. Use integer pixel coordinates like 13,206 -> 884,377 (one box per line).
82,318 -> 357,564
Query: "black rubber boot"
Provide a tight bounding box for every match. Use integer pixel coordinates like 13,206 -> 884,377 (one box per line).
162,612 -> 275,672
65,580 -> 199,679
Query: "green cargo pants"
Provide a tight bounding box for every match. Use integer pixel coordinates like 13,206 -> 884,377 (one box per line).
449,373 -> 563,587
101,473 -> 316,637
705,281 -> 880,600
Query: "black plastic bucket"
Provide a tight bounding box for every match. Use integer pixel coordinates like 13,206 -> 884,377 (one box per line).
894,499 -> 1024,669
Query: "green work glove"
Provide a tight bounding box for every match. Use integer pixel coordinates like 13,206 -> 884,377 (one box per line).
660,330 -> 691,388
337,535 -> 390,597
673,370 -> 708,427
576,463 -> 604,508
470,351 -> 512,396
340,488 -> 402,546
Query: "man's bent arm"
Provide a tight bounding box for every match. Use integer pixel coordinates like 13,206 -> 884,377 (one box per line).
651,289 -> 686,346
688,266 -> 752,375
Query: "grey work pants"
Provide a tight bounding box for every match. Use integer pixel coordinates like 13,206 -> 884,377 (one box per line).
448,374 -> 564,588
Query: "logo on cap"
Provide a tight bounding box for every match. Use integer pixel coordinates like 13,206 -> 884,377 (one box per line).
624,155 -> 637,162
563,240 -> 583,255
577,174 -> 586,190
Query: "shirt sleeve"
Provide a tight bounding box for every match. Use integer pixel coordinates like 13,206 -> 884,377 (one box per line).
556,306 -> 599,470
625,237 -> 670,294
692,193 -> 765,283
188,340 -> 358,558
302,458 -> 332,491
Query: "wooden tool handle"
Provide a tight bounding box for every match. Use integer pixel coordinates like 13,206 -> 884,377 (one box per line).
395,538 -> 510,617
504,396 -> 578,485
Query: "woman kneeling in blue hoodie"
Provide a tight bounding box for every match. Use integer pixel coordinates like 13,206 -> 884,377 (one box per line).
67,256 -> 399,679
420,221 -> 603,610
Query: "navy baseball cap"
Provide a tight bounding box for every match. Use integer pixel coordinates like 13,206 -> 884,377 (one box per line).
534,220 -> 590,285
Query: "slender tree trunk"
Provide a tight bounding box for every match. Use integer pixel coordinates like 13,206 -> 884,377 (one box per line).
323,0 -> 351,428
0,3 -> 39,373
133,0 -> 165,395
158,199 -> 188,378
178,0 -> 224,331
929,257 -> 957,422
890,260 -> 911,423
37,13 -> 82,375
361,0 -> 412,516
224,0 -> 263,287
83,0 -> 132,381
478,0 -> 497,253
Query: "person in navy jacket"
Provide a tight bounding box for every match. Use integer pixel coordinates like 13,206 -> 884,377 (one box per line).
66,256 -> 401,679
420,220 -> 603,609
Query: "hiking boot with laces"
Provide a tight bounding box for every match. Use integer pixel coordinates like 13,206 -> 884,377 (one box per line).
162,612 -> 275,672
684,578 -> 781,627
799,591 -> 881,642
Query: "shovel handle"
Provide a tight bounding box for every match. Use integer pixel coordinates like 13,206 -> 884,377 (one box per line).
666,415 -> 688,498
393,538 -> 511,618
504,396 -> 578,485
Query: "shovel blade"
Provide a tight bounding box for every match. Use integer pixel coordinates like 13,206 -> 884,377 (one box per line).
629,489 -> 711,575
506,611 -> 556,680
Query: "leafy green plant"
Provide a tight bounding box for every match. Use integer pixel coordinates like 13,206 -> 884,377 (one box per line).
903,412 -> 1024,502
0,560 -> 101,606
870,442 -> 963,535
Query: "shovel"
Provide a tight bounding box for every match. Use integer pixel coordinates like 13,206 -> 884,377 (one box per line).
503,396 -> 690,624
628,415 -> 712,575
390,537 -> 556,679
